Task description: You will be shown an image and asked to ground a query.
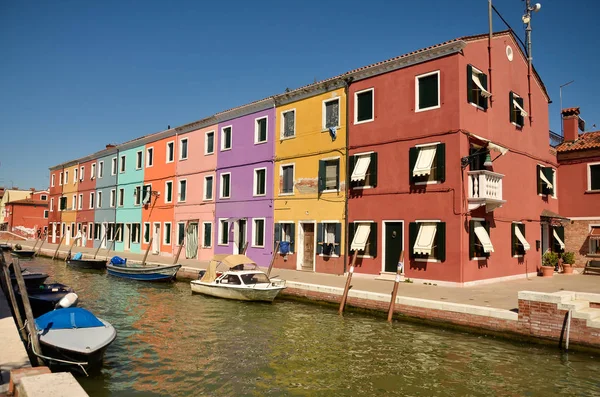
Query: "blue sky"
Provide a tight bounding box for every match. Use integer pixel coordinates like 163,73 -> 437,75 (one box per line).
1,0 -> 598,189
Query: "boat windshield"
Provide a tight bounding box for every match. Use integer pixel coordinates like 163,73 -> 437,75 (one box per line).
240,273 -> 270,285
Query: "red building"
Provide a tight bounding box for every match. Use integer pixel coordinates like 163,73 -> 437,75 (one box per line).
4,190 -> 49,238
346,31 -> 559,285
556,107 -> 600,266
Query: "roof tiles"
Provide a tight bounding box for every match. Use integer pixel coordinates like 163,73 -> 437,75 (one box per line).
555,130 -> 600,152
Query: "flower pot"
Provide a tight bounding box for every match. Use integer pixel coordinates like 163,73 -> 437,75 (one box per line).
562,264 -> 574,274
541,266 -> 555,277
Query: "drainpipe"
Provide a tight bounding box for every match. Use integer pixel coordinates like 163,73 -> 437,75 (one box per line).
343,77 -> 353,273
488,0 -> 493,107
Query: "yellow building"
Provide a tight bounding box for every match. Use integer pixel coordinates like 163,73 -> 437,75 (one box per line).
60,162 -> 80,245
273,78 -> 347,274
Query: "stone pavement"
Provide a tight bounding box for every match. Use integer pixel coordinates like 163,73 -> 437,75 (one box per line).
16,240 -> 600,311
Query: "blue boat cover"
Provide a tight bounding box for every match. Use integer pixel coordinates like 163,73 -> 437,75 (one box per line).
35,308 -> 104,330
110,256 -> 127,266
72,252 -> 82,260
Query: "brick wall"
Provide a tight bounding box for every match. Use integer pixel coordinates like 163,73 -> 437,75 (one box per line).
565,220 -> 599,267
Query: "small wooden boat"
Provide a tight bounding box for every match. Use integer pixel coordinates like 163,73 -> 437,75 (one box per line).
0,243 -> 12,251
16,283 -> 78,318
10,250 -> 36,259
66,258 -> 107,270
35,307 -> 116,373
190,254 -> 286,302
107,259 -> 181,282
11,270 -> 49,288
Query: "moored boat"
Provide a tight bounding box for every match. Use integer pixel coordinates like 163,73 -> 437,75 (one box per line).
190,254 -> 286,302
66,258 -> 107,270
11,270 -> 49,288
16,283 -> 78,318
106,257 -> 181,282
10,249 -> 36,259
0,243 -> 12,251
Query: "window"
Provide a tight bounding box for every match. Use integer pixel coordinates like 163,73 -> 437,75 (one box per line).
166,141 -> 174,163
323,98 -> 340,129
252,218 -> 265,247
73,168 -> 78,183
51,174 -> 55,187
202,222 -> 212,248
221,126 -> 232,151
115,223 -> 123,242
255,117 -> 268,143
274,223 -> 295,253
281,164 -> 294,194
511,223 -> 530,257
94,223 -> 101,240
204,176 -> 213,200
97,191 -> 103,208
177,222 -> 185,245
180,138 -> 188,160
254,168 -> 266,196
59,196 -> 67,211
71,223 -> 76,238
416,71 -> 440,112
110,189 -> 116,208
80,166 -> 84,181
118,188 -> 124,207
88,223 -> 94,240
165,181 -> 173,203
350,153 -> 378,188
348,221 -> 377,257
219,219 -> 229,245
537,165 -> 555,196
98,161 -> 104,178
134,186 -> 141,206
355,88 -> 374,123
50,198 -> 54,212
318,158 -> 340,192
64,171 -> 69,184
119,155 -> 126,173
588,163 -> 600,191
178,180 -> 187,202
205,131 -> 215,154
220,173 -> 231,199
132,224 -> 141,244
78,194 -> 83,210
59,172 -> 63,185
163,222 -> 172,245
469,219 -> 493,259
409,221 -> 446,262
281,110 -> 295,138
318,222 -> 341,256
89,192 -> 95,209
553,226 -> 565,253
142,185 -> 152,204
136,151 -> 143,169
43,210 -> 48,219
589,226 -> 600,255
71,195 -> 76,210
146,147 -> 154,167
40,194 -> 47,201
91,163 -> 97,179
143,223 -> 150,244
409,143 -> 445,184
467,65 -> 490,109
510,91 -> 526,127
111,158 -> 117,175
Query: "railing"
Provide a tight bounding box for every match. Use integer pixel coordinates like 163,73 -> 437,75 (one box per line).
549,130 -> 564,148
468,170 -> 504,202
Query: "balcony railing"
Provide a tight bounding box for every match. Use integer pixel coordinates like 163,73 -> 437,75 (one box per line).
549,130 -> 564,148
467,170 -> 506,212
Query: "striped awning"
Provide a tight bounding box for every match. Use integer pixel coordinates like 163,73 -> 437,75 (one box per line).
413,223 -> 437,256
589,227 -> 600,241
412,146 -> 437,177
473,221 -> 494,253
514,226 -> 531,251
472,73 -> 492,98
513,99 -> 528,117
539,169 -> 553,189
351,156 -> 371,182
351,223 -> 371,252
553,229 -> 565,250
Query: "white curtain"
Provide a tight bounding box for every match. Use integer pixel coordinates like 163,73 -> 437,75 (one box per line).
186,223 -> 198,259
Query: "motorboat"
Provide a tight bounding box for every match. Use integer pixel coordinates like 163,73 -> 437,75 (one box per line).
106,256 -> 181,282
16,283 -> 78,318
11,269 -> 49,288
0,243 -> 12,251
66,253 -> 107,270
190,254 -> 286,302
34,306 -> 116,374
10,249 -> 36,259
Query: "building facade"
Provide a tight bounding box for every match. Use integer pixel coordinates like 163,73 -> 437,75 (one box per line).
3,190 -> 49,238
75,157 -> 97,248
93,148 -> 119,249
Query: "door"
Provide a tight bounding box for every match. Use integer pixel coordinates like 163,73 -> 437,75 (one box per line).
101,223 -> 107,248
302,223 -> 315,270
233,220 -> 247,254
77,223 -> 82,246
384,222 -> 404,273
541,223 -> 549,255
153,223 -> 160,254
82,225 -> 88,247
186,223 -> 198,259
124,224 -> 131,251
52,223 -> 57,243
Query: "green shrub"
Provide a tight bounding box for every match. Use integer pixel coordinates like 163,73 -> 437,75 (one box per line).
542,251 -> 559,267
562,252 -> 576,265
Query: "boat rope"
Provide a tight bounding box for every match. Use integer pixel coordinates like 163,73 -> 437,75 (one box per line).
27,331 -> 89,376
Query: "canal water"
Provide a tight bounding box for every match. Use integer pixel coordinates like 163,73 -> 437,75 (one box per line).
17,257 -> 600,396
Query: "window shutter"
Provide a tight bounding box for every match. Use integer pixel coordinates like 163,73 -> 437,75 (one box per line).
536,165 -> 542,195
409,222 -> 418,260
348,155 -> 356,187
369,222 -> 377,257
511,223 -> 516,257
480,73 -> 488,110
484,221 -> 491,258
509,92 -> 516,124
347,222 -> 355,255
318,160 -> 326,193
316,223 -> 324,255
290,224 -> 295,253
437,222 -> 446,262
204,224 -> 211,247
409,147 -> 419,184
467,64 -> 474,104
469,220 -> 475,259
435,143 -> 446,182
519,224 -> 526,256
274,223 -> 281,251
335,159 -> 340,190
370,152 -> 378,187
543,167 -> 554,195
334,223 -> 341,256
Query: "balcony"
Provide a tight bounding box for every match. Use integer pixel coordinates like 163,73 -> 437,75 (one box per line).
467,170 -> 505,212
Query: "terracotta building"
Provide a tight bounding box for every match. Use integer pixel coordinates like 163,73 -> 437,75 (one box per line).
4,190 -> 49,238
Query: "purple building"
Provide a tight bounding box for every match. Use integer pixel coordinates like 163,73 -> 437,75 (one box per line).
214,98 -> 275,266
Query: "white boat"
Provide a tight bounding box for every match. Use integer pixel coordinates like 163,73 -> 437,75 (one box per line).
190,254 -> 286,302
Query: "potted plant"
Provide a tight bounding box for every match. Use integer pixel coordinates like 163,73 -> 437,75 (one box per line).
541,251 -> 558,277
561,252 -> 575,274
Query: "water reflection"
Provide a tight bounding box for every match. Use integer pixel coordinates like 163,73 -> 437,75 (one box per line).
27,257 -> 600,396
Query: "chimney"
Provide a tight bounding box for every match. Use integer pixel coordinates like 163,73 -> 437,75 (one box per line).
562,107 -> 583,142
106,144 -> 116,149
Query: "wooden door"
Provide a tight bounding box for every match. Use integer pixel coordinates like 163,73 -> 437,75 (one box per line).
385,222 -> 403,273
303,223 -> 314,269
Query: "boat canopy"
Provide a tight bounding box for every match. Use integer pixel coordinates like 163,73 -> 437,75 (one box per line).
35,308 -> 104,331
200,254 -> 257,283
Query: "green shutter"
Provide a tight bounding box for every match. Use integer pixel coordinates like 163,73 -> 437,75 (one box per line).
437,222 -> 446,262
289,224 -> 295,253
204,223 -> 211,247
348,155 -> 356,187
409,147 -> 419,184
334,223 -> 341,256
409,222 -> 418,259
509,92 -> 516,124
436,143 -> 445,182
274,223 -> 281,251
347,222 -> 355,255
318,160 -> 326,193
369,222 -> 377,257
316,222 -> 323,255
520,224 -> 526,256
469,220 -> 475,259
370,152 -> 378,187
480,73 -> 488,110
511,223 -> 516,257
517,97 -> 525,126
484,221 -> 491,258
543,167 -> 554,195
536,165 -> 542,195
467,64 -> 474,104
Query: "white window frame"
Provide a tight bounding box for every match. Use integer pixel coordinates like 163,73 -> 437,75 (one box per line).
51,174 -> 55,187
89,192 -> 95,209
415,70 -> 441,113
220,172 -> 231,199
321,156 -> 341,193
178,179 -> 187,203
176,222 -> 186,246
252,218 -> 266,248
166,141 -> 175,163
203,175 -> 214,201
280,163 -> 295,196
254,116 -> 268,144
110,189 -> 116,208
146,147 -> 154,168
587,162 -> 600,192
280,109 -> 296,139
50,198 -> 54,212
202,221 -> 213,248
205,131 -> 215,155
118,188 -> 124,207
320,221 -> 340,258
59,172 -> 63,186
43,210 -> 49,219
78,194 -> 83,210
120,155 -> 126,173
322,97 -> 340,130
71,194 -> 76,210
111,157 -> 117,175
220,125 -> 233,151
98,161 -> 103,178
163,222 -> 172,246
91,163 -> 97,179
143,222 -> 150,244
253,167 -> 267,197
134,186 -> 141,206
40,194 -> 47,201
589,224 -> 600,255
179,138 -> 189,160
79,166 -> 84,181
354,88 -> 375,124
218,218 -> 229,246
164,181 -> 173,203
97,191 -> 103,208
64,171 -> 69,185
73,168 -> 78,184
136,151 -> 143,170
88,222 -> 94,240
131,223 -> 140,244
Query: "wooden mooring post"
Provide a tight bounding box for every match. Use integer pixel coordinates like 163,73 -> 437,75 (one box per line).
173,220 -> 191,265
52,235 -> 66,260
141,237 -> 153,267
94,230 -> 108,259
35,231 -> 48,256
0,251 -> 27,341
338,251 -> 358,315
267,242 -> 280,277
387,251 -> 404,322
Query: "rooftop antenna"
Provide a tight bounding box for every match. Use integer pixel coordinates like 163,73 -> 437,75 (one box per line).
523,0 -> 542,124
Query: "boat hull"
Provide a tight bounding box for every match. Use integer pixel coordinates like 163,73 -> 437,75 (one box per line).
11,273 -> 49,288
11,250 -> 36,259
190,281 -> 285,302
16,283 -> 76,318
66,259 -> 107,270
107,264 -> 181,282
0,244 -> 12,251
